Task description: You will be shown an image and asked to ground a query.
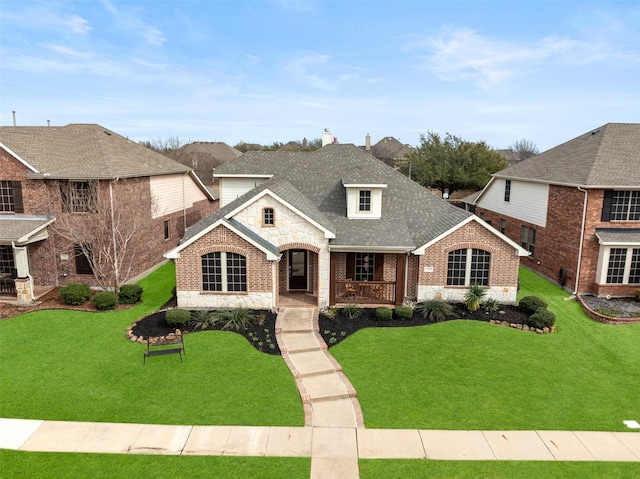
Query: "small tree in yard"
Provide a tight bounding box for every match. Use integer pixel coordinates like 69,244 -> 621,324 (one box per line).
509,139 -> 539,163
51,179 -> 157,293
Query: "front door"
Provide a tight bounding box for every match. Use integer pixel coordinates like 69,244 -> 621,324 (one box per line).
288,249 -> 308,290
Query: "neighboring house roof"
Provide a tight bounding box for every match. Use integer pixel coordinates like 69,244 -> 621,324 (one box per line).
495,148 -> 518,165
369,137 -> 414,166
0,215 -> 55,245
595,228 -> 640,245
176,141 -> 242,163
175,144 -> 524,254
490,123 -> 640,188
0,124 -> 191,180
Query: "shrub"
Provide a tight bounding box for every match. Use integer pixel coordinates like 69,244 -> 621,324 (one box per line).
482,298 -> 500,313
165,308 -> 191,326
375,307 -> 393,321
322,306 -> 338,320
415,299 -> 452,323
635,289 -> 640,302
464,284 -> 486,312
518,295 -> 548,315
118,284 -> 143,304
394,306 -> 413,321
92,291 -> 119,310
528,308 -> 556,329
214,308 -> 256,331
59,283 -> 91,305
342,303 -> 361,319
189,310 -> 216,330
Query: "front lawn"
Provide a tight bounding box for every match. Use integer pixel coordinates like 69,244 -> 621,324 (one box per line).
0,263 -> 303,426
331,267 -> 640,431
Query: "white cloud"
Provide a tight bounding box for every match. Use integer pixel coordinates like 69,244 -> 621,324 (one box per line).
282,54 -> 337,91
407,28 -> 579,89
99,0 -> 166,46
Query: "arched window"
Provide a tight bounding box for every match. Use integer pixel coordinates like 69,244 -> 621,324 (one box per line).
202,252 -> 246,292
447,248 -> 491,286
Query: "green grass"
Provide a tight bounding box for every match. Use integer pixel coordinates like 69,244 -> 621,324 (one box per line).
0,262 -> 303,426
0,450 -> 310,479
360,459 -> 640,478
331,267 -> 640,431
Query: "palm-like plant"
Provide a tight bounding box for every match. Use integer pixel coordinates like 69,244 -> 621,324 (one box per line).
464,284 -> 486,312
415,298 -> 452,323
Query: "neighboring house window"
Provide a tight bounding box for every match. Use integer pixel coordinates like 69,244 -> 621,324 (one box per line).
61,181 -> 97,213
0,245 -> 15,274
602,191 -> 640,221
202,252 -> 247,292
164,220 -> 170,240
263,207 -> 274,226
500,219 -> 506,234
605,248 -> 640,284
0,181 -> 23,213
504,180 -> 511,202
359,190 -> 371,212
74,245 -> 94,275
521,226 -> 536,255
447,248 -> 491,286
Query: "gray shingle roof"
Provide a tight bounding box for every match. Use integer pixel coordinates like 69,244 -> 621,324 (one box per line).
0,124 -> 190,179
0,216 -> 54,243
177,142 -> 242,163
595,228 -> 640,244
209,144 -> 472,250
493,123 -> 640,187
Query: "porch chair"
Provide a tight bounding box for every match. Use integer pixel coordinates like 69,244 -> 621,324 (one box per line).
344,279 -> 357,299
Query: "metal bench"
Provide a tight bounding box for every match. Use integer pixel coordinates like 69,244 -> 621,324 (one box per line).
143,335 -> 185,364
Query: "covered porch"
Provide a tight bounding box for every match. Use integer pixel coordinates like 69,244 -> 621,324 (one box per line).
329,251 -> 409,306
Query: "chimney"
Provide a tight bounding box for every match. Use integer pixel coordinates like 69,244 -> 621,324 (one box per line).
12,111 -> 16,127
365,133 -> 371,151
322,128 -> 332,147
47,120 -> 51,127
302,137 -> 308,149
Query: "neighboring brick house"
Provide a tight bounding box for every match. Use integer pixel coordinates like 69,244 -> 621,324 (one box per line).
473,123 -> 640,297
166,143 -> 527,310
0,124 -> 217,302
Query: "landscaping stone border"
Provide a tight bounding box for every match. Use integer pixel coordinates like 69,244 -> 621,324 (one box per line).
489,319 -> 555,334
576,296 -> 640,325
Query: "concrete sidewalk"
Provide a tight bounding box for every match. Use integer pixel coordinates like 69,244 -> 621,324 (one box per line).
2,307 -> 639,479
2,417 -> 640,462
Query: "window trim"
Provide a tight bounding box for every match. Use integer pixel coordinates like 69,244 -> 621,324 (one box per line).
447,248 -> 491,286
201,252 -> 247,292
358,190 -> 372,212
262,207 -> 275,226
504,180 -> 511,203
0,180 -> 23,213
499,219 -> 506,234
601,246 -> 640,285
521,225 -> 536,255
163,219 -> 170,240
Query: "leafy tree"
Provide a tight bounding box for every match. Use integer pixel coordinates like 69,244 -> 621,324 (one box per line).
509,138 -> 539,162
402,132 -> 507,196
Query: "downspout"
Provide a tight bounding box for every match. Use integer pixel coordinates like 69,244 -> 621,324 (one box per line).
109,178 -> 119,291
574,187 -> 588,296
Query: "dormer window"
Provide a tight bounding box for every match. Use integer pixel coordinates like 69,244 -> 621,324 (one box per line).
343,176 -> 387,219
263,207 -> 274,226
359,190 -> 371,212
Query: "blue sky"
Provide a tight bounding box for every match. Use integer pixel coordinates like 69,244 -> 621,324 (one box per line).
1,1 -> 638,151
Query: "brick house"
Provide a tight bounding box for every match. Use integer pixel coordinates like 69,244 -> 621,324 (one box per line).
0,124 -> 217,302
166,143 -> 527,310
473,123 -> 640,297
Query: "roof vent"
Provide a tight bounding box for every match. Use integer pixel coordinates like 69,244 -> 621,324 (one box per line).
591,129 -> 600,135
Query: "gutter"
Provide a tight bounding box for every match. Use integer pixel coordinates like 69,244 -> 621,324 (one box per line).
574,186 -> 588,295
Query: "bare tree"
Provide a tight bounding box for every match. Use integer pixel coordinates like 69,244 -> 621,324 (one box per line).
51,179 -> 157,292
509,139 -> 539,162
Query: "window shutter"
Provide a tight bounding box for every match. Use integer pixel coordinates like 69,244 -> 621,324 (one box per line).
374,254 -> 384,281
346,253 -> 355,280
12,181 -> 24,213
601,190 -> 613,221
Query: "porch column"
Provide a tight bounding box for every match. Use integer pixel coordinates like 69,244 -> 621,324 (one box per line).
329,254 -> 336,305
395,253 -> 406,305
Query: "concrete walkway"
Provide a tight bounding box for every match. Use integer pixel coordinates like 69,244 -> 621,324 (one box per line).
2,307 -> 640,478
